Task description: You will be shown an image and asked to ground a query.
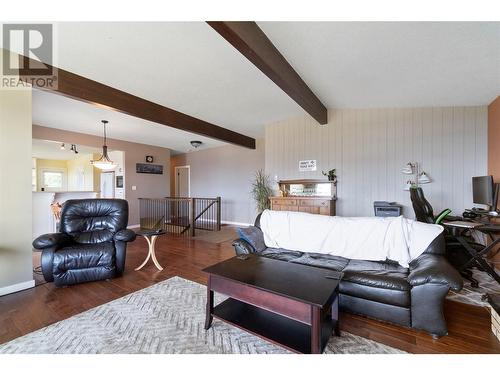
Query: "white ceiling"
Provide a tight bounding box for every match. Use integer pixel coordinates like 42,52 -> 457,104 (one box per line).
32,138 -> 100,160
259,22 -> 500,108
33,22 -> 500,153
54,22 -> 302,137
32,90 -> 227,154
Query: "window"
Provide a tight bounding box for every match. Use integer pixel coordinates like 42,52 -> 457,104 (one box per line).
42,171 -> 64,189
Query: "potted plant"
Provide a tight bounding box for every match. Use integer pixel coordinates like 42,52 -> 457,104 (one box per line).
251,169 -> 273,213
322,168 -> 337,182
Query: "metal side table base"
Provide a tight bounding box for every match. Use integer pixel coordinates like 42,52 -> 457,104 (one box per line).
135,230 -> 166,271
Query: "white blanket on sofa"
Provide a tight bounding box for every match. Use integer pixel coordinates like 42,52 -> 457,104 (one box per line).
260,210 -> 443,268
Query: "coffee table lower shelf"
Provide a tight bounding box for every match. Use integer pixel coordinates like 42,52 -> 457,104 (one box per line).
212,298 -> 331,354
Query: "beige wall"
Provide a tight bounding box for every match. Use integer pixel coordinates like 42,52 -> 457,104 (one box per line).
0,88 -> 33,293
265,107 -> 488,217
67,154 -> 94,191
33,125 -> 171,226
171,139 -> 265,224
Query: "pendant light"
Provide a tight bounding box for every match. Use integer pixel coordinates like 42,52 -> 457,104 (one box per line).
91,120 -> 117,170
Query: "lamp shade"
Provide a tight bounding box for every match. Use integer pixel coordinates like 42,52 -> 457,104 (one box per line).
418,172 -> 431,184
401,163 -> 414,174
91,120 -> 117,170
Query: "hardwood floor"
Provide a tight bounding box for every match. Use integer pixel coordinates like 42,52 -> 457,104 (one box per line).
1,233 -> 499,354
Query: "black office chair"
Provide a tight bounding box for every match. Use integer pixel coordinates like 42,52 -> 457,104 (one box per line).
409,187 -> 455,224
32,199 -> 137,286
409,187 -> 480,287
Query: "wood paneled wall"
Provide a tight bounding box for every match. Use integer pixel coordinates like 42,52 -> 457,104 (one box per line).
265,107 -> 488,217
488,96 -> 500,181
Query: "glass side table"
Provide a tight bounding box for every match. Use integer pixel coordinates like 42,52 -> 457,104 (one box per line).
135,229 -> 166,271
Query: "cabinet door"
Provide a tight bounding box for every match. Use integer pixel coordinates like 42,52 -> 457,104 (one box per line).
299,199 -> 315,206
310,206 -> 321,214
271,199 -> 284,211
319,206 -> 330,215
315,200 -> 330,207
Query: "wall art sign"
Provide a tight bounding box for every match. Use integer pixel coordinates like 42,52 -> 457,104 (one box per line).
299,160 -> 317,172
136,163 -> 163,174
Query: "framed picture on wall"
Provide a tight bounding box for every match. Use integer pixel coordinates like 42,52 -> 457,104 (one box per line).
136,163 -> 163,174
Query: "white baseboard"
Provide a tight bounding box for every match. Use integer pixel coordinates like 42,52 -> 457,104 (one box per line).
127,224 -> 140,229
221,220 -> 252,227
0,279 -> 35,297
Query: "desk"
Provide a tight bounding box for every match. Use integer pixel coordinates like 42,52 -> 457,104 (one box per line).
443,220 -> 500,285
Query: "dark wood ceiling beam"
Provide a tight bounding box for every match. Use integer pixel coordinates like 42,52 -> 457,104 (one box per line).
208,21 -> 327,125
18,56 -> 256,149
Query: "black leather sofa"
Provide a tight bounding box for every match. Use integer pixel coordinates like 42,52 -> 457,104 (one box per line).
33,199 -> 136,286
233,214 -> 463,338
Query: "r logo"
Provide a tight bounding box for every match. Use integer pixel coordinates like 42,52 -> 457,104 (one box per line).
2,24 -> 53,75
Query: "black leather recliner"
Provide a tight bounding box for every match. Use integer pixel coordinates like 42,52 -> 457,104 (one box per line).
33,199 -> 136,286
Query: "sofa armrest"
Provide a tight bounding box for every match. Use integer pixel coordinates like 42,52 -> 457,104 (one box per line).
232,239 -> 256,255
114,229 -> 137,242
33,233 -> 73,250
408,254 -> 463,291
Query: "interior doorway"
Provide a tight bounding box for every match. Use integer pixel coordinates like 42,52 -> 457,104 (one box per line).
175,165 -> 190,197
100,172 -> 115,198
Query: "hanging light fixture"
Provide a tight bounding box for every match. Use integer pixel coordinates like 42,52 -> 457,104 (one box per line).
91,120 -> 117,170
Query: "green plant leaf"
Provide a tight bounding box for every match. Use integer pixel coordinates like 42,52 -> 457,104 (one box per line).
250,169 -> 273,213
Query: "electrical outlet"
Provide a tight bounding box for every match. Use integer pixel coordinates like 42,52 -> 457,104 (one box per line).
132,185 -> 137,191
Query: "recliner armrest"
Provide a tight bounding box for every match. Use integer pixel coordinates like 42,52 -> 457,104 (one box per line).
232,239 -> 256,255
408,254 -> 463,291
114,229 -> 137,242
33,233 -> 73,250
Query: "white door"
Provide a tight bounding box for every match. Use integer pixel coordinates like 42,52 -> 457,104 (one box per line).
100,172 -> 115,198
175,166 -> 190,197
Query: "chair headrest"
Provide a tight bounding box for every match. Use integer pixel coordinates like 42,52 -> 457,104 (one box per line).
60,199 -> 129,242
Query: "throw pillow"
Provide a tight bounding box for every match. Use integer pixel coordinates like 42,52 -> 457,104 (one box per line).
237,226 -> 266,252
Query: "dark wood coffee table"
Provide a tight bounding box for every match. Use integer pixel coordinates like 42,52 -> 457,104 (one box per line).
202,254 -> 341,354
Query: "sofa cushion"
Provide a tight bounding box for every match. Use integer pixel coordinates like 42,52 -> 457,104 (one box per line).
237,226 -> 266,252
290,252 -> 349,272
259,247 -> 303,262
53,242 -> 115,272
340,280 -> 411,307
71,229 -> 115,244
342,259 -> 410,291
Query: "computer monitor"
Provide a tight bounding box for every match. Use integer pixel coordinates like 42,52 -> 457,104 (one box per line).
472,176 -> 496,209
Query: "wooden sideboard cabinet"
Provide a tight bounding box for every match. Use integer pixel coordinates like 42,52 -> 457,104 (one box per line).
270,197 -> 336,216
270,179 -> 337,216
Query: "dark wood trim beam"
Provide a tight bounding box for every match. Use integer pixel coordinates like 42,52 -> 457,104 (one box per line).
18,56 -> 256,149
208,21 -> 327,125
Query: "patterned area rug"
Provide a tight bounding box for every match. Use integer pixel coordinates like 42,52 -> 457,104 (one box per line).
447,268 -> 500,307
0,277 -> 404,354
